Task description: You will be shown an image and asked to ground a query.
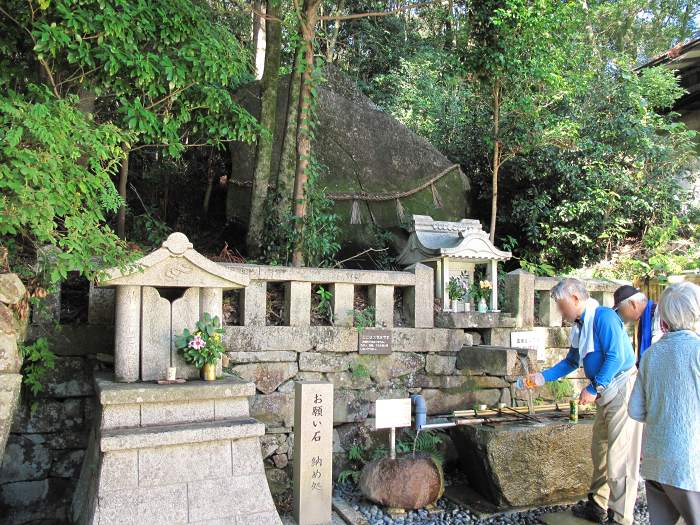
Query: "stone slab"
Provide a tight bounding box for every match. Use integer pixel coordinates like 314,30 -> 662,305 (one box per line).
223,263 -> 417,286
450,418 -> 594,507
226,351 -> 297,363
138,440 -> 232,487
95,372 -> 254,405
455,345 -> 537,377
435,311 -> 517,329
171,287 -> 200,380
223,326 -> 469,354
100,418 -> 264,452
141,287 -> 172,382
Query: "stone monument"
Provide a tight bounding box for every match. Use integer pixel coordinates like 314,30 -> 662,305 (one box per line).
293,382 -> 334,525
99,232 -> 249,382
71,233 -> 282,525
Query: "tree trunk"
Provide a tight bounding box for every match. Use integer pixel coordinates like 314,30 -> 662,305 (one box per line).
291,0 -> 321,267
117,144 -> 130,240
275,47 -> 302,219
326,0 -> 344,63
444,0 -> 453,50
202,152 -> 215,216
253,0 -> 267,79
246,0 -> 282,256
489,80 -> 500,243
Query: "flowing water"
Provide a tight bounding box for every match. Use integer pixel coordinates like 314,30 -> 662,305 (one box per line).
412,429 -> 420,458
518,353 -> 536,416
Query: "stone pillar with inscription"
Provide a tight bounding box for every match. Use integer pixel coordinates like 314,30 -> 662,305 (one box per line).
293,382 -> 334,525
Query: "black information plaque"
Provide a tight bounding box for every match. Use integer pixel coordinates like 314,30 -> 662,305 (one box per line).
358,329 -> 392,355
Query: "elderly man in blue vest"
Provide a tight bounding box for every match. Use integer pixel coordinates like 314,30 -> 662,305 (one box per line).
517,278 -> 642,525
613,285 -> 662,362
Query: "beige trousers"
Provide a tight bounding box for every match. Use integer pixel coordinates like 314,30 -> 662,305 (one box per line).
589,370 -> 643,525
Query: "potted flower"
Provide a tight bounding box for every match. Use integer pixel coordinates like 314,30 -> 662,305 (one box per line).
174,313 -> 225,381
470,279 -> 492,313
447,272 -> 470,312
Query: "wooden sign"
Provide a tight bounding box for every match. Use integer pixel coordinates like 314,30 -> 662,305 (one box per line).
358,328 -> 392,355
375,398 -> 412,430
293,382 -> 334,525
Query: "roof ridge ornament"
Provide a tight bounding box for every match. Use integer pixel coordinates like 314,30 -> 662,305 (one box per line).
161,232 -> 193,256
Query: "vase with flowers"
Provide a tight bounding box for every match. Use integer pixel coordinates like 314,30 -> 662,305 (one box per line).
174,313 -> 225,381
470,280 -> 492,313
447,272 -> 470,312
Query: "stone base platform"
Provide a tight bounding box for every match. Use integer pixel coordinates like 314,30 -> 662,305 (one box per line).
72,373 -> 281,525
450,416 -> 594,508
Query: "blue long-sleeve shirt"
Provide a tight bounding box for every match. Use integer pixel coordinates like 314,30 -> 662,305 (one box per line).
542,307 -> 635,395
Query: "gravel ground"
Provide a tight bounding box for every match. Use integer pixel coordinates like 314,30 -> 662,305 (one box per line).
334,475 -> 650,525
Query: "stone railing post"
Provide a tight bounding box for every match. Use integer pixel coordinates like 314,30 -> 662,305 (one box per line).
242,280 -> 267,326
330,283 -> 354,327
403,263 -> 434,328
591,290 -> 615,308
284,281 -> 311,326
538,290 -> 562,327
369,285 -> 394,328
504,270 -> 535,328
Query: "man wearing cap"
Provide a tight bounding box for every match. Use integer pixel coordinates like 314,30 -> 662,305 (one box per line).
614,285 -> 663,361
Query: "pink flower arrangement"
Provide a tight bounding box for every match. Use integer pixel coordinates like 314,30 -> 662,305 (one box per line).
188,334 -> 206,350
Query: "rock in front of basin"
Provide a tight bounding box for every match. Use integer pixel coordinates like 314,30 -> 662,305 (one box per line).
450,418 -> 594,508
359,455 -> 443,511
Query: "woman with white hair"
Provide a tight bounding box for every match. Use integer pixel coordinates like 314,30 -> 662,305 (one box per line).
629,281 -> 700,524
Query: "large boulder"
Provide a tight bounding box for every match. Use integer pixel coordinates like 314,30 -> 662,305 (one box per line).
359,455 -> 443,510
450,419 -> 594,508
226,67 -> 470,253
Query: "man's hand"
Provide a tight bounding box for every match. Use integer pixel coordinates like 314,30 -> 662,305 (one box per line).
579,388 -> 597,406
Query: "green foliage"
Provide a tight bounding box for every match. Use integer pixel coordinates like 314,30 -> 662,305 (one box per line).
315,285 -> 334,324
349,307 -> 376,333
262,158 -> 341,267
468,280 -> 493,304
174,313 -> 225,368
396,430 -> 445,467
593,216 -> 700,281
130,207 -> 171,250
447,271 -> 469,301
547,379 -> 574,403
0,89 -> 133,287
337,429 -> 445,486
14,0 -> 261,153
349,358 -> 370,379
19,337 -> 55,397
506,62 -> 697,272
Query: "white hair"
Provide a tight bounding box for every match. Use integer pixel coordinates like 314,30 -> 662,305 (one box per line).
619,291 -> 648,308
550,278 -> 589,301
658,282 -> 700,333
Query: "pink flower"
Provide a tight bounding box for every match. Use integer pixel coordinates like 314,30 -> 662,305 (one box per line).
188,335 -> 206,350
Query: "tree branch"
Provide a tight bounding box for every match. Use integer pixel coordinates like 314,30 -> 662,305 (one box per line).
319,0 -> 442,21
0,4 -> 61,98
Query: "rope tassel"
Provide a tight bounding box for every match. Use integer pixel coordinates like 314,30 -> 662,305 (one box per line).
431,183 -> 443,209
350,199 -> 362,224
395,198 -> 405,223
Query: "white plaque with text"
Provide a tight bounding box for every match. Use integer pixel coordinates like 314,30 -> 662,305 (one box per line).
375,398 -> 412,430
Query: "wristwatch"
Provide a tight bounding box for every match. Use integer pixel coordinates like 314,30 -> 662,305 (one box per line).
595,384 -> 605,394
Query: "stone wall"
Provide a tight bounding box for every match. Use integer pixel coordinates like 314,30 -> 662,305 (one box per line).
0,324 -> 110,523
0,264 -> 628,521
0,273 -> 28,458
